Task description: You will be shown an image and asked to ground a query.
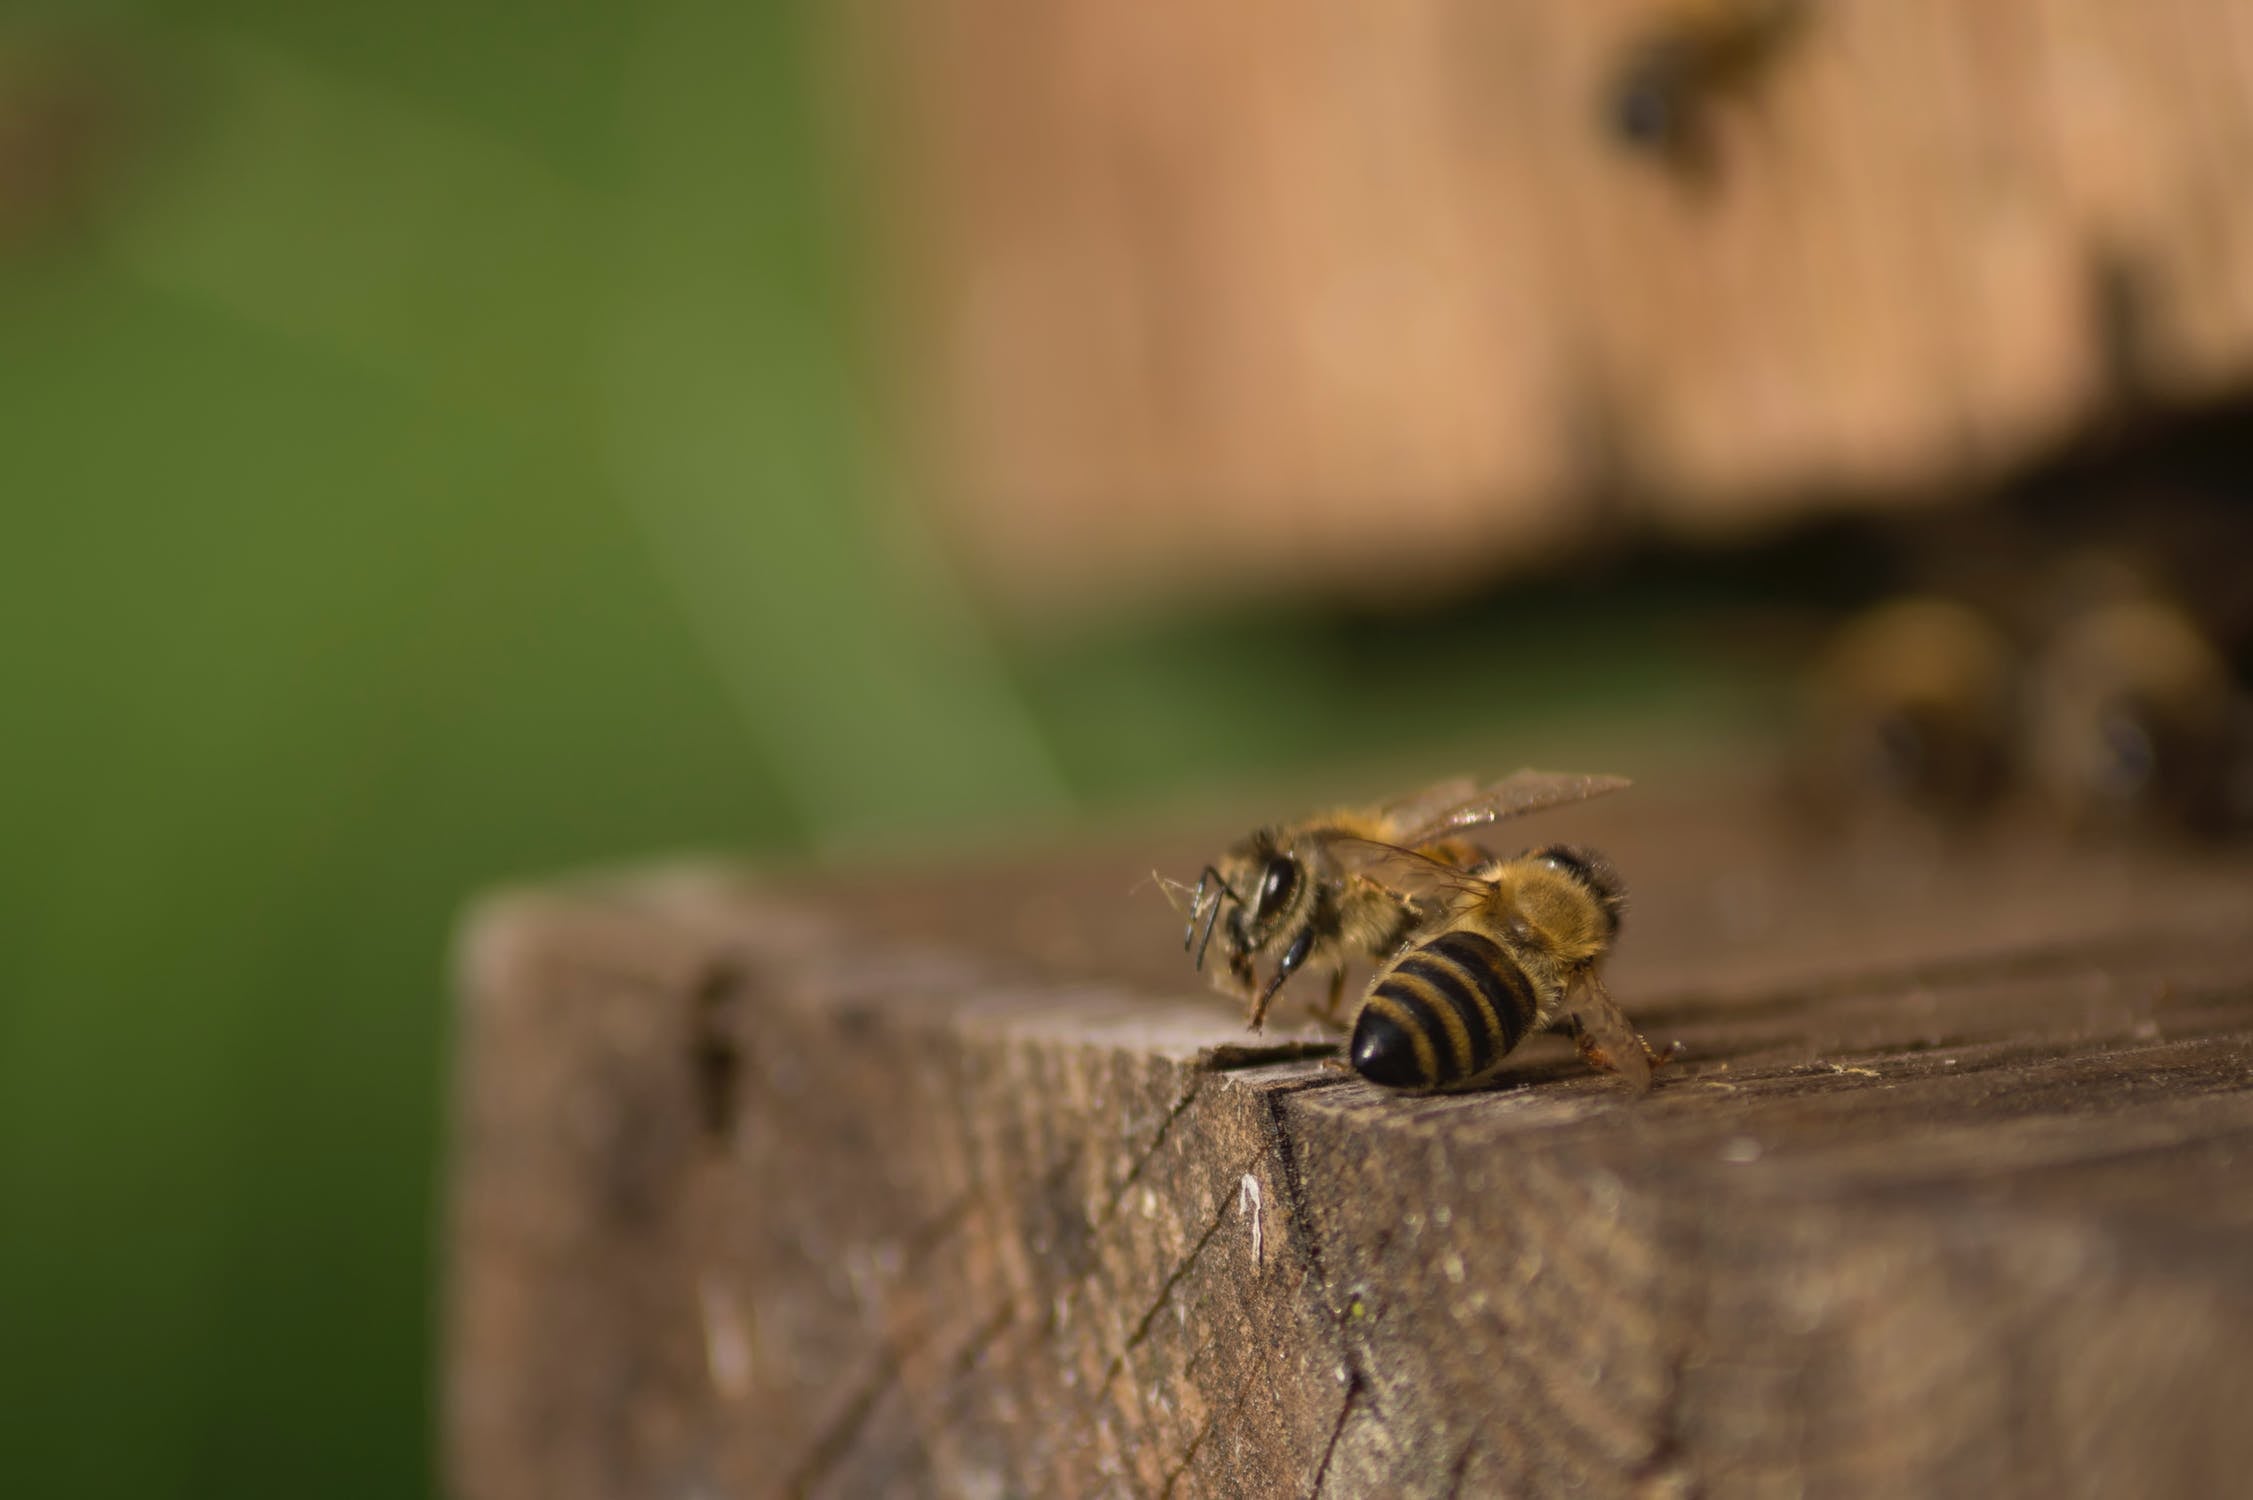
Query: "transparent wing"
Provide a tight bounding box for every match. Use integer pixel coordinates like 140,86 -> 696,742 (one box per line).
1387,769 -> 1630,851
1323,836 -> 1490,901
1368,775 -> 1482,836
1563,971 -> 1653,1096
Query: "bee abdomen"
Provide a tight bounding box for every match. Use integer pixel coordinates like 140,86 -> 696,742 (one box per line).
1352,931 -> 1539,1089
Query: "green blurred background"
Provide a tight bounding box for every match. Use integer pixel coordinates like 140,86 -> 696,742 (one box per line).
0,5 -> 1778,1496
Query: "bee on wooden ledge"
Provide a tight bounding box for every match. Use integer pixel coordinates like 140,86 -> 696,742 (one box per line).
1163,771 -> 1673,1095
1343,838 -> 1675,1095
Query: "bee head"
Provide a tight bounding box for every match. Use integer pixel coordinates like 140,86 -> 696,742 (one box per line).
1608,46 -> 1688,151
1223,832 -> 1307,952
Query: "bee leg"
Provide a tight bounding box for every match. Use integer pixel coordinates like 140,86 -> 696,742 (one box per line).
1572,1026 -> 1615,1071
1183,868 -> 1210,951
1562,972 -> 1667,1096
1191,867 -> 1236,970
1247,928 -> 1314,1032
1314,969 -> 1353,1033
1572,1022 -> 1681,1077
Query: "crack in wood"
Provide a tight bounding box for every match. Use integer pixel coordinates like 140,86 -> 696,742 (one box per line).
1157,1398 -> 1222,1500
1199,1039 -> 1343,1072
1102,1176 -> 1242,1389
900,1188 -> 979,1273
925,1298 -> 1032,1440
1259,1085 -> 1340,1306
790,1287 -> 1031,1499
1307,1370 -> 1363,1500
1261,1072 -> 1359,1100
782,1336 -> 917,1500
948,1300 -> 1018,1382
1632,924 -> 2253,1028
990,1132 -> 1267,1455
1159,1347 -> 1265,1500
1700,1031 -> 2253,1104
995,1123 -> 1130,1362
1443,1437 -> 1477,1500
1098,1073 -> 1206,1228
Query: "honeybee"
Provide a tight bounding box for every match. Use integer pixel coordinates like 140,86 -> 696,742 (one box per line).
1179,771 -> 1631,1031
1343,836 -> 1668,1094
1796,596 -> 2017,825
1605,0 -> 1808,170
2021,597 -> 2240,835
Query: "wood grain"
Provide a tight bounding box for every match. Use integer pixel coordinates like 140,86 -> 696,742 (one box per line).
446,783 -> 2253,1497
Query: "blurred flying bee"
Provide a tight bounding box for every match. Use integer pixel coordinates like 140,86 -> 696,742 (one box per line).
0,32 -> 144,256
1341,834 -> 1670,1095
1796,596 -> 2017,825
2021,596 -> 2240,835
1176,771 -> 1631,1031
1604,0 -> 1809,172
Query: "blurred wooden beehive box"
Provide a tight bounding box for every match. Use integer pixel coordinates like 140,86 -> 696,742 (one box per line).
847,0 -> 2253,616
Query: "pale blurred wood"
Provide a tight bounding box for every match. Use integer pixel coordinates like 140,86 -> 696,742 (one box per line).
841,0 -> 2253,616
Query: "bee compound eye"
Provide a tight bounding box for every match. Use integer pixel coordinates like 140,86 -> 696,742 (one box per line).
1531,845 -> 1592,884
1258,856 -> 1297,913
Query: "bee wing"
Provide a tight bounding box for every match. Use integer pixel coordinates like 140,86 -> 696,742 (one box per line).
1387,769 -> 1631,850
1368,774 -> 1483,835
1563,972 -> 1653,1097
1321,836 -> 1489,901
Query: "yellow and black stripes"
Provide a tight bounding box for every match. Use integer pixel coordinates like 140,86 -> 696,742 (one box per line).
1351,931 -> 1543,1089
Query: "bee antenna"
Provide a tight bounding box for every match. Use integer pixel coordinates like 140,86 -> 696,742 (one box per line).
1145,871 -> 1194,913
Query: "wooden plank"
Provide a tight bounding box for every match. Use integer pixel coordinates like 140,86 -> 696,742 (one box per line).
444,782 -> 2253,1497
838,0 -> 2253,616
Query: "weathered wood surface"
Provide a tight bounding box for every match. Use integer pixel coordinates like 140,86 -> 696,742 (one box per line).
844,0 -> 2253,616
446,780 -> 2253,1499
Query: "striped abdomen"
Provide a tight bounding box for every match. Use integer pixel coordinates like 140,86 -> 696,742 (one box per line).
1350,929 -> 1545,1090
